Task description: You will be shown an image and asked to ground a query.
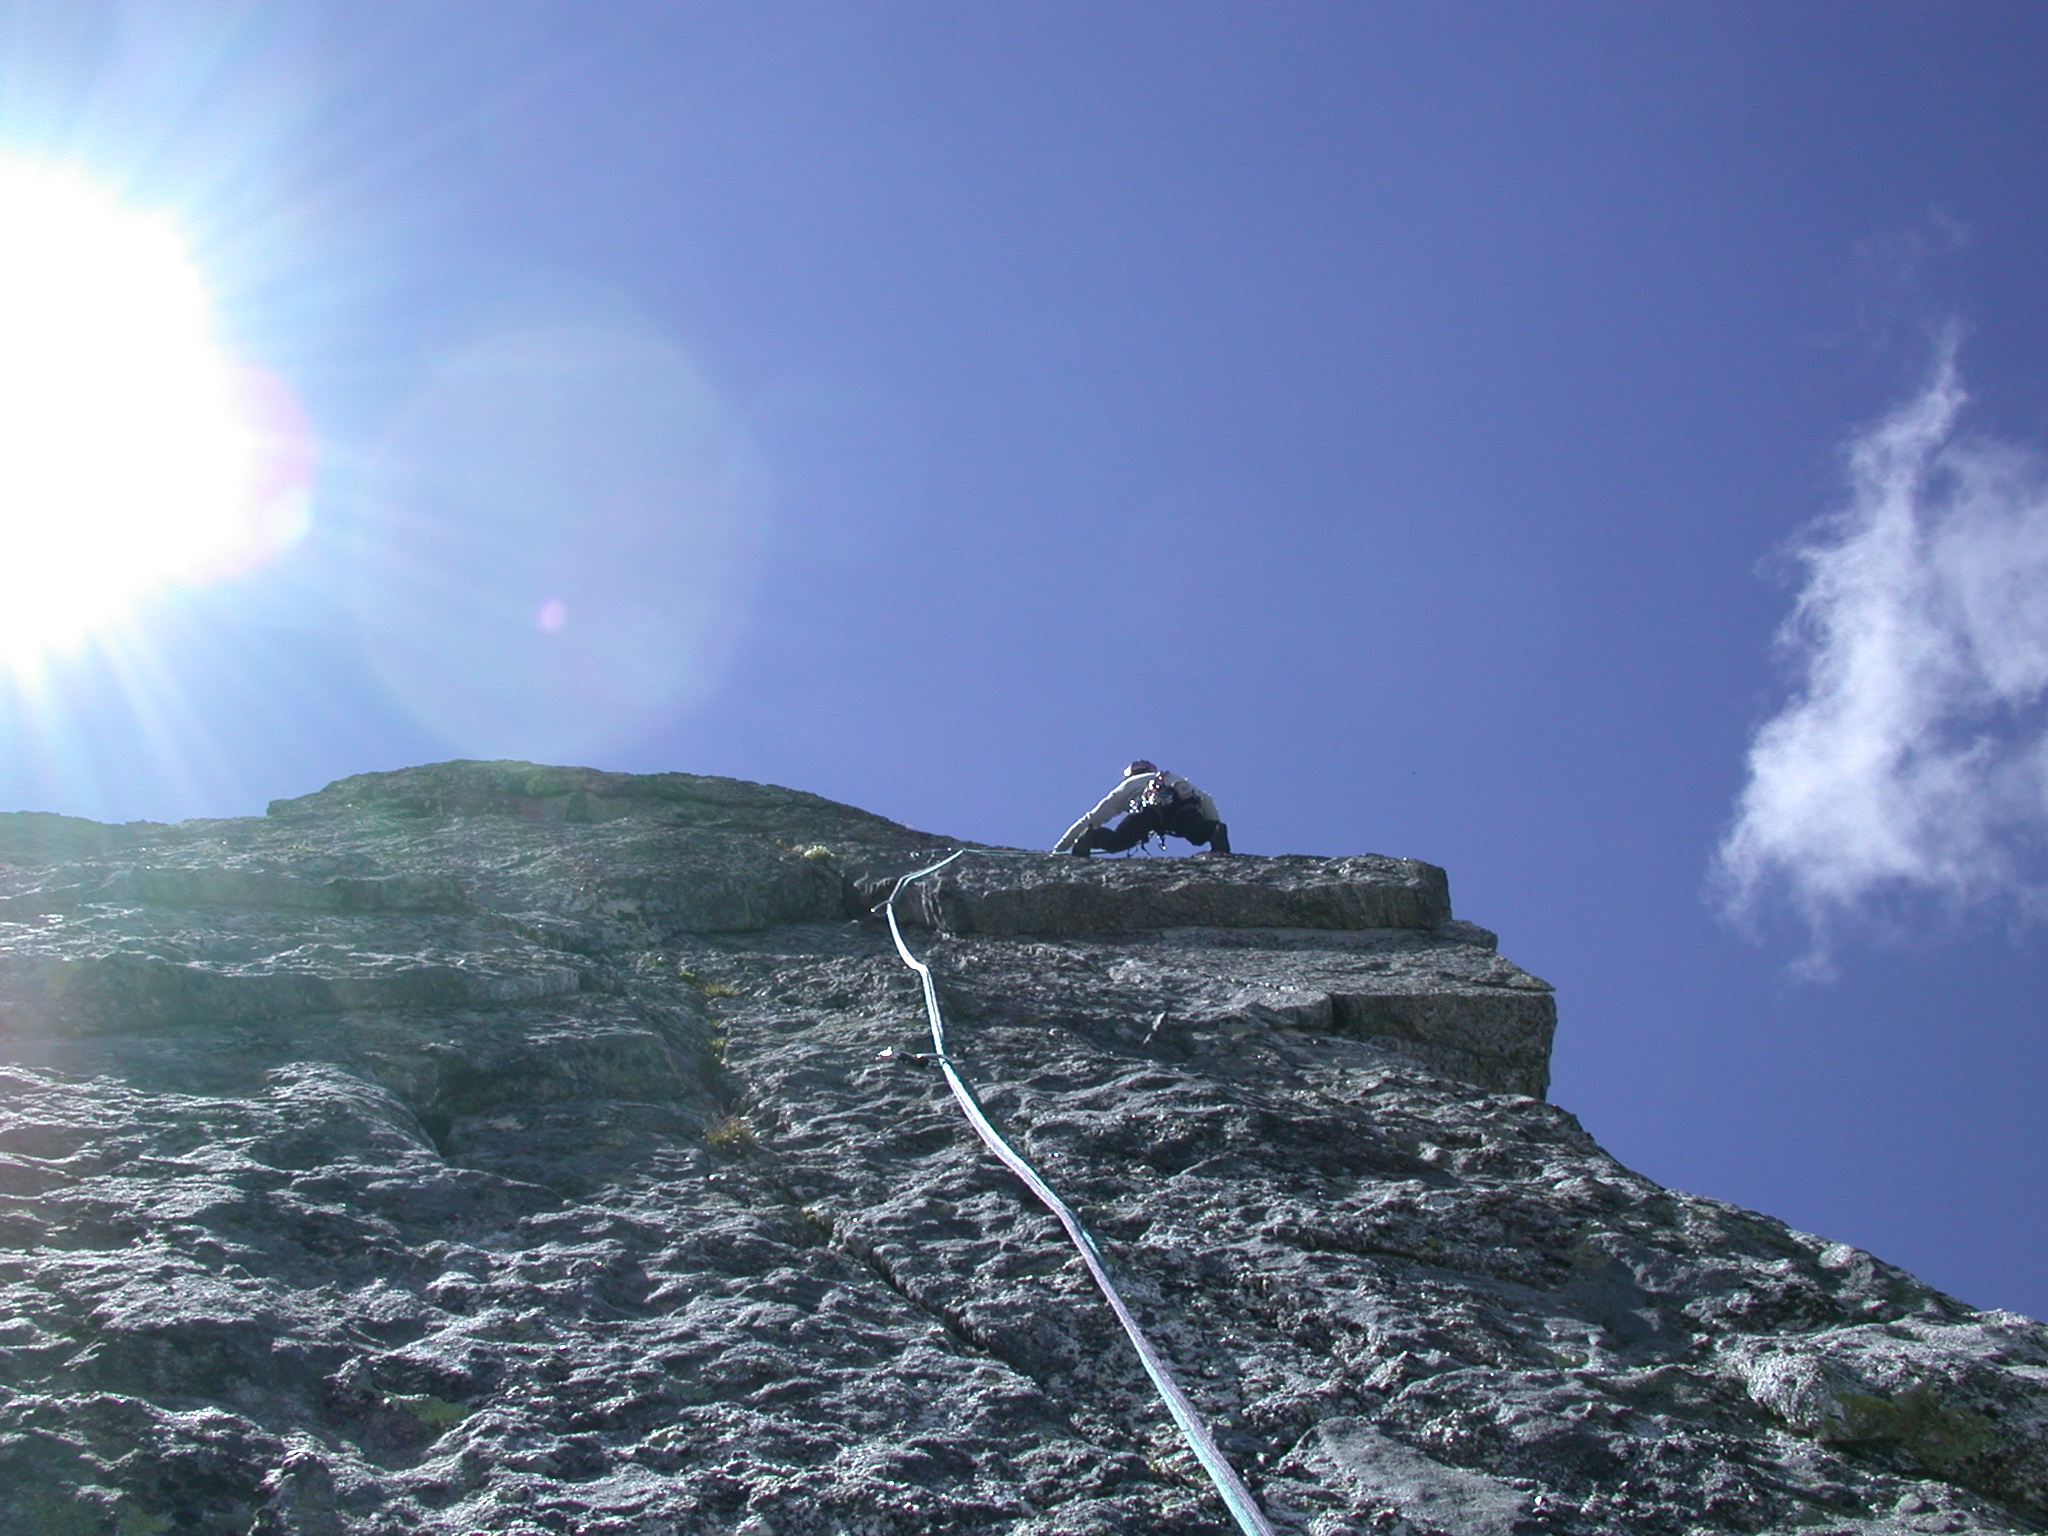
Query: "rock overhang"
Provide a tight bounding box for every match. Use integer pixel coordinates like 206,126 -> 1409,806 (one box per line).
882,850 -> 1453,936
925,919 -> 1556,1099
849,845 -> 1549,1096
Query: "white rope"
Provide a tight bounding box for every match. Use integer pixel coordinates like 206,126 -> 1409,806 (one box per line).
882,850 -> 1277,1536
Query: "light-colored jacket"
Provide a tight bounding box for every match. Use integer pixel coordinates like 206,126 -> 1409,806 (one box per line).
1054,770 -> 1220,851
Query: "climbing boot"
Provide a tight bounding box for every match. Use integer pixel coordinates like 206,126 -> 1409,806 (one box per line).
1207,823 -> 1231,855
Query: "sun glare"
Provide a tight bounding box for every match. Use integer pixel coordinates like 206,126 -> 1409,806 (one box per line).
0,159 -> 306,665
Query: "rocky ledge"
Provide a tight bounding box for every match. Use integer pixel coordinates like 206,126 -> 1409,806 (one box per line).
0,761 -> 2041,1535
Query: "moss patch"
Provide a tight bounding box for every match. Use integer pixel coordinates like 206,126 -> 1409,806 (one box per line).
388,1392 -> 474,1429
1835,1386 -> 1998,1470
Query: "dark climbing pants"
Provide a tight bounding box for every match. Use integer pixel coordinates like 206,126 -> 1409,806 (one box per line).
1080,803 -> 1227,854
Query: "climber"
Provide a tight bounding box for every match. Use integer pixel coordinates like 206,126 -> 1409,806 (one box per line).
1054,761 -> 1231,856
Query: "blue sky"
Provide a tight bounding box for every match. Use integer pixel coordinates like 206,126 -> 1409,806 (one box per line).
2,2 -> 2045,1317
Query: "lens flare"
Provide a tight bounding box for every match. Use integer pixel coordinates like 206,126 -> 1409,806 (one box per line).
0,158 -> 307,665
353,324 -> 767,762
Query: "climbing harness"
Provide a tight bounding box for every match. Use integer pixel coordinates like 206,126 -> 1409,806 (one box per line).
1136,773 -> 1194,853
881,850 -> 1277,1536
1136,773 -> 1192,811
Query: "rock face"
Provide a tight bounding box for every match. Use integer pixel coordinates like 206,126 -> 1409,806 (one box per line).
0,760 -> 2041,1536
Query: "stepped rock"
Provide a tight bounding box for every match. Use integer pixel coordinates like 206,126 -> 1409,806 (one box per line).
0,760 -> 2041,1535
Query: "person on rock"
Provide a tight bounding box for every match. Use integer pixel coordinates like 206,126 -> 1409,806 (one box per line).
1054,760 -> 1231,857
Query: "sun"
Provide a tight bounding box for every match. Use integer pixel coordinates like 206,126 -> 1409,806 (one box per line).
0,158 -> 306,665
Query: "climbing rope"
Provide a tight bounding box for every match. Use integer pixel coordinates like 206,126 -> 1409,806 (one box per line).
882,850 -> 1277,1536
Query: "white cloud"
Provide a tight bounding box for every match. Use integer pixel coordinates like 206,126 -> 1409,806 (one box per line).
1716,345 -> 2048,964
